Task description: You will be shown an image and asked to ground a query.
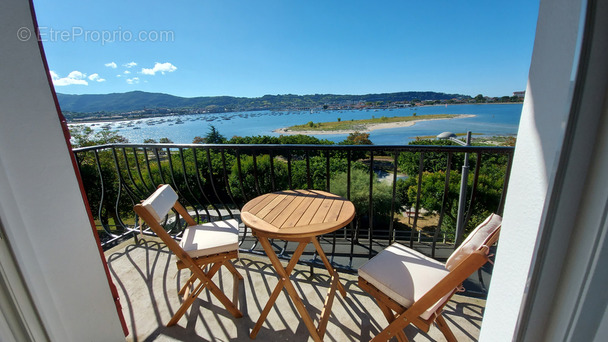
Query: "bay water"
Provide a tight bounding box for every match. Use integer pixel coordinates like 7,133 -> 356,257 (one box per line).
76,103 -> 522,145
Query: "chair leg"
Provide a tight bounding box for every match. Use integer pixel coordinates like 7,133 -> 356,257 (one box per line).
434,315 -> 457,342
223,260 -> 242,308
179,273 -> 197,297
376,300 -> 409,342
224,259 -> 243,280
168,262 -> 242,326
196,265 -> 243,319
168,279 -> 207,326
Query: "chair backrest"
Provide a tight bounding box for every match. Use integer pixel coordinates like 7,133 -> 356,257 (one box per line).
140,184 -> 178,223
445,213 -> 502,271
134,184 -> 196,263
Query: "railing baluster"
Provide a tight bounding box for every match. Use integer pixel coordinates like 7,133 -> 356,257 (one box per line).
347,150 -> 355,269
287,151 -> 293,190
93,150 -> 112,236
179,148 -> 202,223
433,152 -> 452,258
389,152 -> 398,244
205,149 -> 228,220
306,150 -> 312,189
269,150 -> 276,192
252,151 -> 261,196
411,152 -> 424,248
326,150 -> 331,192
368,151 -> 374,258
110,148 -> 133,232
235,150 -> 247,202
498,150 -> 514,215
166,147 -> 193,233
219,149 -> 238,220
154,148 -> 166,185
143,147 -> 156,188
463,152 -> 482,233
346,150 -> 352,200
133,147 -> 153,193
121,148 -> 145,199
191,148 -> 212,221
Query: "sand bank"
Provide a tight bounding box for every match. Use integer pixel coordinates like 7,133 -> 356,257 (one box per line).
274,114 -> 476,135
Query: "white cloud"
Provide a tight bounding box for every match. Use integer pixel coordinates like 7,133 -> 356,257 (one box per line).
105,62 -> 117,69
88,73 -> 106,82
126,77 -> 140,84
124,62 -> 137,68
50,70 -> 88,86
141,62 -> 177,75
124,70 -> 131,74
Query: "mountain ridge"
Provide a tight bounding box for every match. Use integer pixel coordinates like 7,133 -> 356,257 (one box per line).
57,90 -> 471,115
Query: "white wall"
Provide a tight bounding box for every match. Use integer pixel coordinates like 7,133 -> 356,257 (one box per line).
480,0 -> 585,340
0,0 -> 124,340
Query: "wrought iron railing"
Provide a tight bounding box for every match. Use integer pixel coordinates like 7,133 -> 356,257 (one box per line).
73,143 -> 513,272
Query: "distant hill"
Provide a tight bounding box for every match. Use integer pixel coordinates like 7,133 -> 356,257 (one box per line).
56,90 -> 471,120
56,91 -> 470,113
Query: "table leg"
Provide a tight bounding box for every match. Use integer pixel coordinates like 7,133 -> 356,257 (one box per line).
311,237 -> 347,298
250,238 -> 322,341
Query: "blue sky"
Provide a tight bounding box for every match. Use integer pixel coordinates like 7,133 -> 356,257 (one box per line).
32,0 -> 539,98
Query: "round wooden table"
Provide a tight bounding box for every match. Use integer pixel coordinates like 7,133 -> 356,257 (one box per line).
241,189 -> 355,341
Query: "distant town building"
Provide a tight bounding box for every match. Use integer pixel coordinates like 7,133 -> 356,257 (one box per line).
513,91 -> 526,98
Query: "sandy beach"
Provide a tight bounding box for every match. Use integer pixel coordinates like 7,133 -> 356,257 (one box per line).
274,114 -> 476,135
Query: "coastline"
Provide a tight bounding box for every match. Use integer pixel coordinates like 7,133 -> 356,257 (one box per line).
274,114 -> 476,135
65,102 -> 521,124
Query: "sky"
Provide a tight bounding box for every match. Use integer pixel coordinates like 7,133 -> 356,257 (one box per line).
31,0 -> 540,98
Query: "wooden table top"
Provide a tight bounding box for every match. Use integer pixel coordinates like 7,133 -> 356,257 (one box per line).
241,190 -> 356,239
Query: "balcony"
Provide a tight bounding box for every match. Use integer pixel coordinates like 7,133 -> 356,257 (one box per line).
106,236 -> 489,341
74,142 -> 513,340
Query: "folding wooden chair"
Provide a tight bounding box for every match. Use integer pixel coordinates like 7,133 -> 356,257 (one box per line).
358,213 -> 501,342
134,184 -> 243,326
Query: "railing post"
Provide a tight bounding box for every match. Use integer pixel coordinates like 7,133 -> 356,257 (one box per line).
454,131 -> 472,248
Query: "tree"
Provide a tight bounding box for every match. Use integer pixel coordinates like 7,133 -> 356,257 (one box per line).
331,169 -> 398,233
70,126 -> 128,147
342,131 -> 373,145
159,137 -> 173,143
397,139 -> 460,176
396,140 -> 511,240
205,125 -> 226,144
228,155 -> 288,202
474,94 -> 485,103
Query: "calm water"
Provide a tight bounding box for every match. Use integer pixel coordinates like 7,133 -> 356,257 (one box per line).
76,103 -> 522,145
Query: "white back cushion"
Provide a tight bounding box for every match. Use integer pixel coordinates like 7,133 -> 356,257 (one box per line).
141,184 -> 178,223
445,213 -> 501,271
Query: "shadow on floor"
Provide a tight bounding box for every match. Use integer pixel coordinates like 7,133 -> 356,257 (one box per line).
105,237 -> 485,341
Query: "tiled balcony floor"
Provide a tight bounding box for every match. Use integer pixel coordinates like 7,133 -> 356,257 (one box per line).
106,237 -> 486,341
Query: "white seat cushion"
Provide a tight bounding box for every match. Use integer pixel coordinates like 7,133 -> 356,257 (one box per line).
179,219 -> 240,258
358,243 -> 451,321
